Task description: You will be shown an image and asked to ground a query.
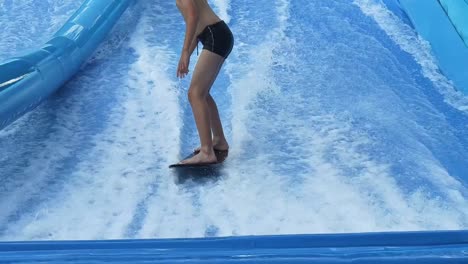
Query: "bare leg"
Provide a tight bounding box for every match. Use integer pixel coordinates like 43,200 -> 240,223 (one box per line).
192,64 -> 229,153
207,94 -> 229,150
181,50 -> 225,165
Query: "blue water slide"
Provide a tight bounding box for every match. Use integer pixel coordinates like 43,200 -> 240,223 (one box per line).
1,231 -> 467,263
0,0 -> 134,130
1,1 -> 468,263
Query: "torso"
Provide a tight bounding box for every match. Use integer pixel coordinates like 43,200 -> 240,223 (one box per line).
176,0 -> 221,37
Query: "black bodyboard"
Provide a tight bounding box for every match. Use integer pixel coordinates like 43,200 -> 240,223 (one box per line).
169,150 -> 228,184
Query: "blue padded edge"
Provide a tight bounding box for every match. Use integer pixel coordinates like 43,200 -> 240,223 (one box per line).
0,231 -> 467,263
0,0 -> 134,130
439,0 -> 468,47
395,0 -> 468,94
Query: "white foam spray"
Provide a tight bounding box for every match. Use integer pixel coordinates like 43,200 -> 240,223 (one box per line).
354,0 -> 468,112
1,9 -> 182,241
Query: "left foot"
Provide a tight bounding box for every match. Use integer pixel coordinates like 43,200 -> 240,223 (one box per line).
180,149 -> 217,165
193,140 -> 229,154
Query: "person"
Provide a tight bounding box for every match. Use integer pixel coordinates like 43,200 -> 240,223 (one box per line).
175,0 -> 233,165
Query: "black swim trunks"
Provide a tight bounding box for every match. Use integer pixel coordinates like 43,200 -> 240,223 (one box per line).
197,20 -> 234,59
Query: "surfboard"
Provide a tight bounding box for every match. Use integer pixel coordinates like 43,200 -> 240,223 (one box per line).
169,150 -> 228,184
169,162 -> 219,168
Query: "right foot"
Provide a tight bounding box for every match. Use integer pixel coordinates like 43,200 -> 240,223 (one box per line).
179,150 -> 218,165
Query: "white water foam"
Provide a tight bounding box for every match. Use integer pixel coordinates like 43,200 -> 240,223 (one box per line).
211,0 -> 231,23
354,0 -> 468,112
226,0 -> 291,157
134,0 -> 291,239
352,0 -> 468,217
1,10 -> 182,240
186,0 -> 467,236
0,0 -> 83,60
2,0 -> 467,241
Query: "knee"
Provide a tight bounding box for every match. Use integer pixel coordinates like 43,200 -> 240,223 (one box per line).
188,86 -> 207,103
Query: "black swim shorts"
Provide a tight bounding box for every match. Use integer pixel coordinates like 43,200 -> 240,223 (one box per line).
197,20 -> 234,59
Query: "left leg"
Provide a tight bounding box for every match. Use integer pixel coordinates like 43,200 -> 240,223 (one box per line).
181,50 -> 225,165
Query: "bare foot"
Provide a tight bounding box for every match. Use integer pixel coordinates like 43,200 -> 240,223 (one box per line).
180,149 -> 217,165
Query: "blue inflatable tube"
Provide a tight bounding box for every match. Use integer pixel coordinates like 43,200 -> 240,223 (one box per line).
1,231 -> 467,263
0,0 -> 134,130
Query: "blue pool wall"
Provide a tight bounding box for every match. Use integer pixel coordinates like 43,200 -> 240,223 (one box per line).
384,0 -> 468,94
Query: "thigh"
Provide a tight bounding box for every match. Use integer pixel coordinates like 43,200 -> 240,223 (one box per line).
189,50 -> 224,97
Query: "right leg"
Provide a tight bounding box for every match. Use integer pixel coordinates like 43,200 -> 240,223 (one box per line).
206,94 -> 229,151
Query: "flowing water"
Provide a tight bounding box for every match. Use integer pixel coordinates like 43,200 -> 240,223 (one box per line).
0,0 -> 467,241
